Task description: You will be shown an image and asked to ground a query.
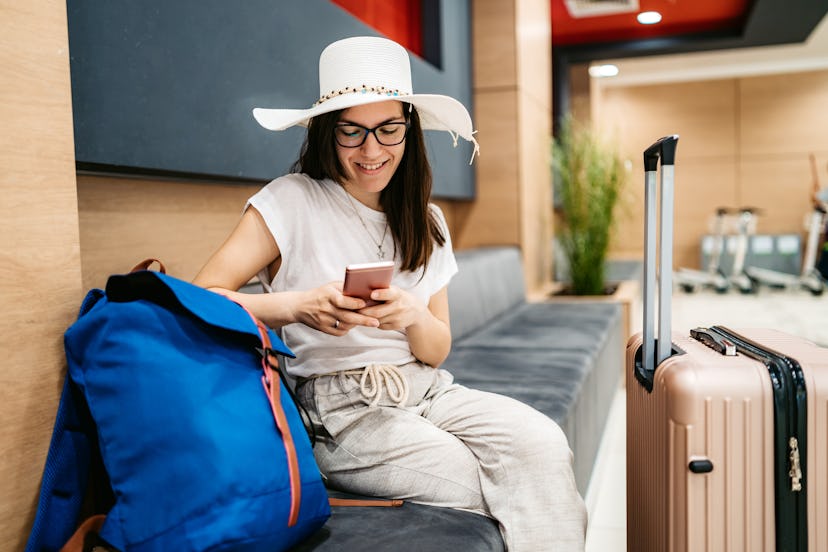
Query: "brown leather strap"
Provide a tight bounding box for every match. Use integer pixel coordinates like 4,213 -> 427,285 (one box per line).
60,514 -> 106,552
237,305 -> 302,528
328,497 -> 403,507
130,258 -> 166,273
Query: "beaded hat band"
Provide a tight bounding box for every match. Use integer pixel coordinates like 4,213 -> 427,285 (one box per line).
252,36 -> 478,162
313,86 -> 409,107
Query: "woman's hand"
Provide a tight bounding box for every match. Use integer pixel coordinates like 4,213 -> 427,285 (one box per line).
356,286 -> 429,331
292,282 -> 381,336
358,285 -> 452,367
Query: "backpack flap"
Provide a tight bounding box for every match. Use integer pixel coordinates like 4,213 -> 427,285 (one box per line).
63,270 -> 329,551
104,270 -> 294,359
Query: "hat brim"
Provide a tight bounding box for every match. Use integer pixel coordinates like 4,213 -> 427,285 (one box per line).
252,92 -> 475,142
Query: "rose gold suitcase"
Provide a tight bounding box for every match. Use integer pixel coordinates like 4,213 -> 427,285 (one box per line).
626,136 -> 828,551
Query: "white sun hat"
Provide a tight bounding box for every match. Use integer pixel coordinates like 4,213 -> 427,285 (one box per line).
252,36 -> 479,162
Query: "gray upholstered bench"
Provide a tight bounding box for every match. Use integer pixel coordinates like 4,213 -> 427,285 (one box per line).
441,246 -> 623,493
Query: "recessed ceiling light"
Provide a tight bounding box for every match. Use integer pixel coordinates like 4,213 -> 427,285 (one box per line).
637,11 -> 662,24
589,64 -> 619,78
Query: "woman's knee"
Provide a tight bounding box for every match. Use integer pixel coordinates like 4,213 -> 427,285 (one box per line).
497,401 -> 573,463
525,429 -> 573,472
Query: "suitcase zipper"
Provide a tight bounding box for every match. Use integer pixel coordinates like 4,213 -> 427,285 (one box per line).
789,436 -> 803,492
697,326 -> 808,552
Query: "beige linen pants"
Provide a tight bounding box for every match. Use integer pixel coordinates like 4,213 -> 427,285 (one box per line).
296,362 -> 587,551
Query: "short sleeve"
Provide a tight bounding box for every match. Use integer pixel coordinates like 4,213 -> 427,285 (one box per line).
426,204 -> 458,295
245,174 -> 312,262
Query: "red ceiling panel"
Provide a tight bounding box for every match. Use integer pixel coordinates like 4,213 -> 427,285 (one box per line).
551,0 -> 753,46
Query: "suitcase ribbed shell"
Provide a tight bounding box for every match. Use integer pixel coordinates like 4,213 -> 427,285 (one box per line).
626,329 -> 828,551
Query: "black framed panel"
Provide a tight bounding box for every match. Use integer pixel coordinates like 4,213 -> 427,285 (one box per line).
67,0 -> 474,198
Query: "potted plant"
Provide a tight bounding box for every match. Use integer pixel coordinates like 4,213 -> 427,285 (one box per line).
551,118 -> 626,296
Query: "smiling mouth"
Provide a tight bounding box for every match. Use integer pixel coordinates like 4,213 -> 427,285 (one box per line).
356,160 -> 388,171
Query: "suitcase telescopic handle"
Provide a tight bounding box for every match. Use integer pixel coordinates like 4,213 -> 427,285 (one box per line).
643,134 -> 678,171
640,135 -> 679,382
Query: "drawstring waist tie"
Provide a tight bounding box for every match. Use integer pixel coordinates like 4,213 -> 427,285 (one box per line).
302,364 -> 410,407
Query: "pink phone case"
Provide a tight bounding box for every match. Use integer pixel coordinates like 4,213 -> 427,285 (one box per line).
343,261 -> 394,306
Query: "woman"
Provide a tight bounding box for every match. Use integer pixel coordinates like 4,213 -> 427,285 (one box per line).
194,36 -> 586,551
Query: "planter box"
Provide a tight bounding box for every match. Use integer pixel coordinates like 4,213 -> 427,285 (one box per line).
537,257 -> 643,342
541,279 -> 639,344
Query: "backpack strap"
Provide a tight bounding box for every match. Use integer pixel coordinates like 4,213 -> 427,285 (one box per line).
328,497 -> 404,507
242,307 -> 304,528
25,377 -> 97,551
129,258 -> 166,273
58,514 -> 106,552
26,287 -> 112,552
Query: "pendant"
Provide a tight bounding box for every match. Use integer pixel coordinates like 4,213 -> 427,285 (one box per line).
377,245 -> 385,260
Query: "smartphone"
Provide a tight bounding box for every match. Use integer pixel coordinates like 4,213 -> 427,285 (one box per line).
343,261 -> 394,306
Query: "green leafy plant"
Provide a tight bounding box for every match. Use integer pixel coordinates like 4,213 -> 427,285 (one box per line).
552,119 -> 625,296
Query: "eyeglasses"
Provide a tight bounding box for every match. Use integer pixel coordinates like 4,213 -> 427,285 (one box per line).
334,121 -> 410,148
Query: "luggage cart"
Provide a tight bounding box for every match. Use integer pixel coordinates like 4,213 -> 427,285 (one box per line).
743,201 -> 826,296
674,207 -> 730,293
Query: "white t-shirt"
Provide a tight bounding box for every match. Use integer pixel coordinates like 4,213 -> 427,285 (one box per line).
246,173 -> 458,378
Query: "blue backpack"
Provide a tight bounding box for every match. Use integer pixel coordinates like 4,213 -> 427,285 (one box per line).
26,264 -> 330,551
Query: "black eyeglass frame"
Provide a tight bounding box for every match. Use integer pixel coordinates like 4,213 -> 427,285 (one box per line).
333,121 -> 411,148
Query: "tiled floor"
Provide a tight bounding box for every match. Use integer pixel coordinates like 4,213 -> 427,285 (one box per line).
583,285 -> 828,551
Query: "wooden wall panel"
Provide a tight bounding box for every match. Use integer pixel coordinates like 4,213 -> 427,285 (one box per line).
453,89 -> 521,248
739,70 -> 828,235
740,71 -> 828,157
596,78 -> 741,269
596,79 -> 738,160
607,155 -> 739,270
738,157 -> 815,234
595,70 -> 828,270
516,0 -> 553,288
671,158 -> 740,269
515,0 -> 552,108
472,0 -> 517,89
518,85 -> 553,287
77,176 -> 261,289
569,63 -> 592,124
0,1 -> 83,545
461,0 -> 552,293
466,0 -> 520,255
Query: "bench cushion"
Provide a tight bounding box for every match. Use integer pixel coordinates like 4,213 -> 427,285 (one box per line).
442,301 -> 623,492
453,302 -> 617,354
441,347 -> 591,425
448,247 -> 526,341
294,497 -> 503,551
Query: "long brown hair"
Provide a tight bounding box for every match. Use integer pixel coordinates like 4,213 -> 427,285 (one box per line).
292,104 -> 446,272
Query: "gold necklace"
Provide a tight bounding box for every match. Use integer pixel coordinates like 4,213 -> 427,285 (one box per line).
344,192 -> 390,260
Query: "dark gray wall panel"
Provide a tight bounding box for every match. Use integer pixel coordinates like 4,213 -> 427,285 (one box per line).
67,0 -> 474,198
